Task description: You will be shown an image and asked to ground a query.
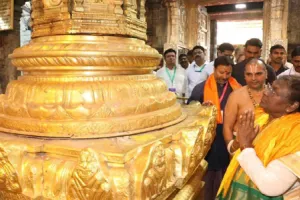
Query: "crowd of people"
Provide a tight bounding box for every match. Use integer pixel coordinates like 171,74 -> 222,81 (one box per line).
155,38 -> 300,200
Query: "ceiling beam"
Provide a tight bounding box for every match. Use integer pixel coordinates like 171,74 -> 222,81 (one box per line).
209,9 -> 263,21
198,0 -> 264,7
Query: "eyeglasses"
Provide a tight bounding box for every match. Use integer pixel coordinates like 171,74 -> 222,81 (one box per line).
265,83 -> 290,99
265,83 -> 276,96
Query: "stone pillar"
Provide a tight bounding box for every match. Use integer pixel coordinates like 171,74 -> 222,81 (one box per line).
288,0 -> 300,56
262,0 -> 289,60
164,0 -> 191,62
164,0 -> 180,51
186,5 -> 209,60
210,19 -> 217,61
145,0 -> 167,53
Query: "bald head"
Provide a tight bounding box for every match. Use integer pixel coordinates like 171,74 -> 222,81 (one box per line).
244,58 -> 267,90
245,58 -> 266,70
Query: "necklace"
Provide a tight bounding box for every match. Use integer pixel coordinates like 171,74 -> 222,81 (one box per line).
247,86 -> 264,108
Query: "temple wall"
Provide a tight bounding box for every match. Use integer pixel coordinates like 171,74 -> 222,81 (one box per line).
0,2 -> 22,93
145,0 -> 210,59
287,0 -> 300,57
145,0 -> 168,54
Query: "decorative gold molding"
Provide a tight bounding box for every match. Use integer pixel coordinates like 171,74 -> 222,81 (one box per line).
0,105 -> 216,199
30,0 -> 147,39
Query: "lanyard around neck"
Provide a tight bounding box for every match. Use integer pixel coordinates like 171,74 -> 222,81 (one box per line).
219,82 -> 229,103
194,63 -> 206,72
165,67 -> 176,85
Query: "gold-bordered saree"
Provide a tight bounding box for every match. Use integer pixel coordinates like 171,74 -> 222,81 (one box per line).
217,108 -> 300,200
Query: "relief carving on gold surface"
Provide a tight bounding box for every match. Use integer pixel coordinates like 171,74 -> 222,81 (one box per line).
0,147 -> 30,200
0,35 -> 185,138
169,125 -> 205,188
31,0 -> 147,39
139,142 -> 175,200
0,104 -> 216,199
67,148 -> 112,200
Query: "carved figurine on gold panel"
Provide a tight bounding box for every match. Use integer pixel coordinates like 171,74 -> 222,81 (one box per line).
143,143 -> 167,199
67,148 -> 112,200
0,105 -> 216,200
142,142 -> 176,200
0,147 -> 30,200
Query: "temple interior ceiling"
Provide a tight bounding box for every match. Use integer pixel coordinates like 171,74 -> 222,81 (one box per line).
198,0 -> 263,6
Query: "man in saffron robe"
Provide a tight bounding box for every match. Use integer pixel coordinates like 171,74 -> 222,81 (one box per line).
217,75 -> 300,200
187,56 -> 241,199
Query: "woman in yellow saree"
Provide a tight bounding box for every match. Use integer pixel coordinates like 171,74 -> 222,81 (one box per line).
217,75 -> 300,200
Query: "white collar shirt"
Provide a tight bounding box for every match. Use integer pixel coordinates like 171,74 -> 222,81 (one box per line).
277,67 -> 300,78
186,61 -> 212,97
156,65 -> 187,96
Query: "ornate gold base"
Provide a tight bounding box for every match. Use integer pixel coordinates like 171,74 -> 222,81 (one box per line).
1,0 -> 216,198
0,35 -> 185,138
0,104 -> 216,200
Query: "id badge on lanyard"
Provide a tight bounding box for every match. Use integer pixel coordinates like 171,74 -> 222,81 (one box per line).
166,67 -> 177,93
169,88 -> 176,93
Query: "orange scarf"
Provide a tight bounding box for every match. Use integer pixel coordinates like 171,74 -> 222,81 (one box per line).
204,74 -> 241,124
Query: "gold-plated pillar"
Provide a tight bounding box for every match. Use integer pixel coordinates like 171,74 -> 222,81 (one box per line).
0,0 -> 216,199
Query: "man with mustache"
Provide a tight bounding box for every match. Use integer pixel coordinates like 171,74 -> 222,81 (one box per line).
223,58 -> 267,155
278,46 -> 300,78
186,45 -> 211,97
269,44 -> 288,76
188,56 -> 241,200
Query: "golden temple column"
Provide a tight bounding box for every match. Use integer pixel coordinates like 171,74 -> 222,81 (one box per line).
0,0 -> 216,199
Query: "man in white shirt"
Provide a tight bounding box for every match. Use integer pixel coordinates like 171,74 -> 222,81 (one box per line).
206,43 -> 235,74
156,49 -> 187,97
278,46 -> 300,77
178,54 -> 189,70
186,46 -> 211,97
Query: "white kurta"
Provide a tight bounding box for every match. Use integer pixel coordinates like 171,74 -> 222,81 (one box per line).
237,148 -> 299,197
277,67 -> 300,78
156,65 -> 187,97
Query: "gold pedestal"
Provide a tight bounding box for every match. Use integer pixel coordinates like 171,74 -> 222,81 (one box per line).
0,104 -> 215,200
0,0 -> 216,199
